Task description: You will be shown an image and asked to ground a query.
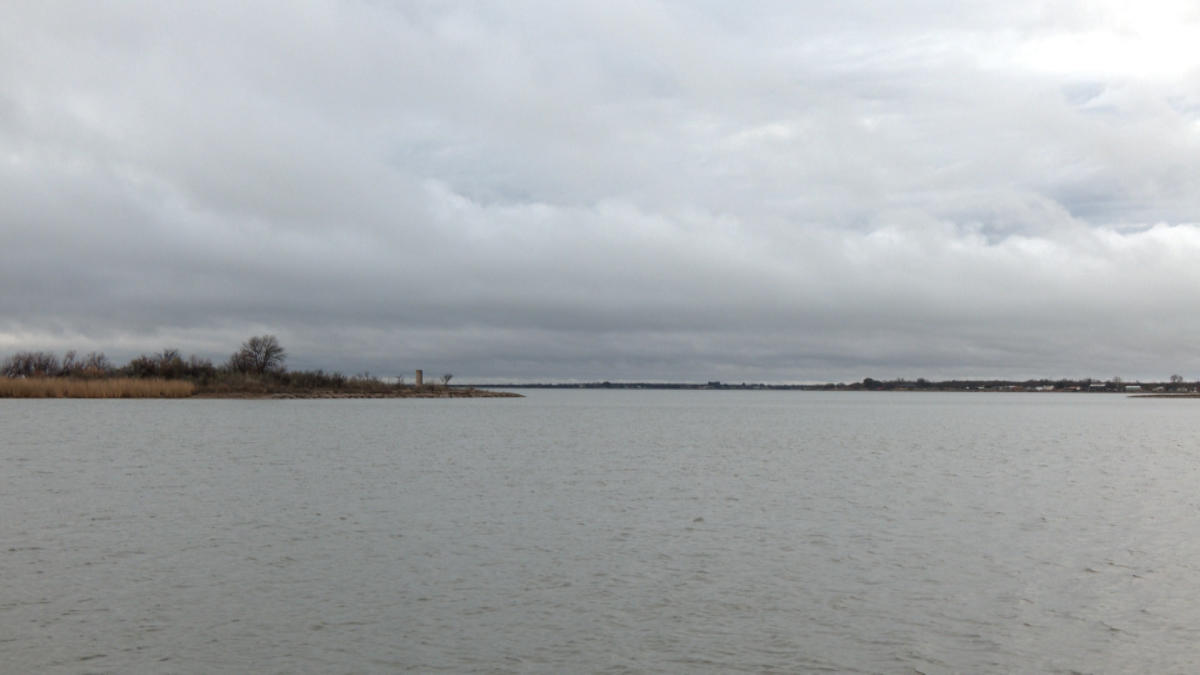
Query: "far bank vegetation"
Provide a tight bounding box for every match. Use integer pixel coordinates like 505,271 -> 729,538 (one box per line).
0,377 -> 195,399
0,336 -> 517,399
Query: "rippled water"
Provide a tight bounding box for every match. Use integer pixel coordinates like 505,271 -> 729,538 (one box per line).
4,391 -> 1200,673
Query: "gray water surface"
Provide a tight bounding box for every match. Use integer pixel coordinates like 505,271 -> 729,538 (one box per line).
4,391 -> 1200,673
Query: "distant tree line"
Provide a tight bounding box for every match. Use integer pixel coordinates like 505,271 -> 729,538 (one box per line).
482,376 -> 1199,393
2,336 -> 286,382
852,376 -> 1195,392
1,350 -> 114,379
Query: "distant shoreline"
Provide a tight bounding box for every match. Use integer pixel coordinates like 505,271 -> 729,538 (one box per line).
2,338 -> 1190,400
469,378 -> 1195,394
191,388 -> 522,400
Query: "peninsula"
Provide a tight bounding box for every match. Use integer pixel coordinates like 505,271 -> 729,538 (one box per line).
0,336 -> 521,399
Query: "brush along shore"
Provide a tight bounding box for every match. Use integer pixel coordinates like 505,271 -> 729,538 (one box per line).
194,387 -> 522,399
0,377 -> 520,399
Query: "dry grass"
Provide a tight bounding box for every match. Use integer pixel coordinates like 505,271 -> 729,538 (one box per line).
0,377 -> 195,398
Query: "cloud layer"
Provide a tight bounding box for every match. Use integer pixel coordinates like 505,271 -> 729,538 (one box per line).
3,1 -> 1200,381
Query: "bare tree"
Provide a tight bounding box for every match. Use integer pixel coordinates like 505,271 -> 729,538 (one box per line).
1171,374 -> 1184,384
127,354 -> 160,378
187,355 -> 216,380
441,373 -> 453,386
158,349 -> 185,379
81,352 -> 112,378
230,335 -> 287,374
2,351 -> 60,378
60,350 -> 79,376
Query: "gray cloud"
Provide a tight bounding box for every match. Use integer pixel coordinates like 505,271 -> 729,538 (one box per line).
3,1 -> 1200,381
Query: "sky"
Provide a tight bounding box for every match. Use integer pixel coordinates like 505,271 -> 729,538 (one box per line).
3,1 -> 1200,382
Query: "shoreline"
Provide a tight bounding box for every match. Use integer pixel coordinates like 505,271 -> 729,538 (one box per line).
191,388 -> 523,399
0,376 -> 523,399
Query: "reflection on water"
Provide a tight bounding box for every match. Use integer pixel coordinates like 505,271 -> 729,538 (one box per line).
3,392 -> 1200,672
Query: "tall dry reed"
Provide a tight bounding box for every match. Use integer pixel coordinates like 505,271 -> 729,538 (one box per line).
0,377 -> 195,398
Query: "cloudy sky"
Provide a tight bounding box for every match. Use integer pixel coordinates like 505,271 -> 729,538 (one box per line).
3,1 -> 1200,382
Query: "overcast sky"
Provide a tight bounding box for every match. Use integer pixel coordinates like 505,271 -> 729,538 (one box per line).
3,1 -> 1200,382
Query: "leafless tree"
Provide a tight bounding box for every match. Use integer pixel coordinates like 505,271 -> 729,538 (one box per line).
187,355 -> 216,379
2,351 -> 60,378
229,335 -> 287,374
1170,374 -> 1184,384
60,350 -> 79,376
441,373 -> 453,386
81,352 -> 112,378
158,349 -> 186,378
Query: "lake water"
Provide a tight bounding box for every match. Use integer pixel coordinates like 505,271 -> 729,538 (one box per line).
3,390 -> 1200,673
